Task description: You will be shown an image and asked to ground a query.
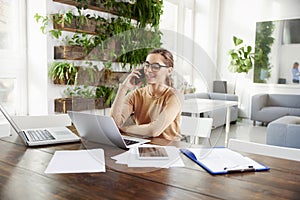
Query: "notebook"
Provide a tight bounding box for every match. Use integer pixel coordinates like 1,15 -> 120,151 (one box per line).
0,103 -> 80,146
67,111 -> 150,149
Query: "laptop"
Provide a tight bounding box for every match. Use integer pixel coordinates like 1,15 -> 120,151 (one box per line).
0,103 -> 80,146
67,111 -> 150,149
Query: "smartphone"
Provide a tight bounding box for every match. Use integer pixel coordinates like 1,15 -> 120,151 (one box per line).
134,69 -> 145,85
137,146 -> 169,160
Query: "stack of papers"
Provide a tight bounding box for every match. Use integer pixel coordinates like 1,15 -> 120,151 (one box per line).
45,149 -> 106,174
111,144 -> 185,168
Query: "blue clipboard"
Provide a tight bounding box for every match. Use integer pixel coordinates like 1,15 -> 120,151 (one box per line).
180,148 -> 270,175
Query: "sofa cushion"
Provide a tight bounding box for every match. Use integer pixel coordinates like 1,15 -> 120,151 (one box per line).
258,107 -> 300,122
267,116 -> 300,149
208,93 -> 238,101
268,94 -> 300,108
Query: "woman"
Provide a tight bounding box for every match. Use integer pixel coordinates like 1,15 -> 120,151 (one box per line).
292,62 -> 299,83
110,48 -> 183,141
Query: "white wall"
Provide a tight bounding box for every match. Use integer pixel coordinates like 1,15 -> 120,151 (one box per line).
217,0 -> 300,117
27,0 -> 48,115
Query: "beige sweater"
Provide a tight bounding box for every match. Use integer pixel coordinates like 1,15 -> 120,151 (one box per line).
110,85 -> 183,141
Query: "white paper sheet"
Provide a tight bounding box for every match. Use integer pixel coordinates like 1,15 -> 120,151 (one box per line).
111,145 -> 185,168
45,149 -> 106,174
0,121 -> 10,138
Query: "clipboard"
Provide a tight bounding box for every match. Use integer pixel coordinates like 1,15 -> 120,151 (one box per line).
180,147 -> 270,175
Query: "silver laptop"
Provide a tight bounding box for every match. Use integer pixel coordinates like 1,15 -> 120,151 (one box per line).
67,111 -> 150,149
0,103 -> 80,146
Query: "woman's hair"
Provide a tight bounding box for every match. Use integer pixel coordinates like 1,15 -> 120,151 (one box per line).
293,62 -> 299,68
148,48 -> 174,68
148,48 -> 174,87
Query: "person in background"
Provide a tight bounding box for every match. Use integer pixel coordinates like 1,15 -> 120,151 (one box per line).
110,48 -> 183,141
292,62 -> 299,83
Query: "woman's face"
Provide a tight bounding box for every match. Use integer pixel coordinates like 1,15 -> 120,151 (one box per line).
144,53 -> 173,85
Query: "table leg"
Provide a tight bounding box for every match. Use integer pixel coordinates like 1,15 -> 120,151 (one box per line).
225,106 -> 231,147
191,113 -> 200,144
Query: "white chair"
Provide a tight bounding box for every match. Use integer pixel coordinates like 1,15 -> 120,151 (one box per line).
228,139 -> 300,162
180,116 -> 213,145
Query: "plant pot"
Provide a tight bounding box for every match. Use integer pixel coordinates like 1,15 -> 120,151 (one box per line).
86,38 -> 117,61
77,68 -> 104,86
53,15 -> 97,34
54,46 -> 87,60
54,97 -> 108,113
98,68 -> 129,86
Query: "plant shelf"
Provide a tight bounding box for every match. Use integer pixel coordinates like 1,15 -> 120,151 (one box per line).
53,0 -> 135,19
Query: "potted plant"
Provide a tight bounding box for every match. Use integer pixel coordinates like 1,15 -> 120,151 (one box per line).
228,36 -> 255,74
76,63 -> 103,86
95,85 -> 116,106
228,36 -> 257,95
54,84 -> 116,113
34,13 -> 62,39
48,62 -> 78,85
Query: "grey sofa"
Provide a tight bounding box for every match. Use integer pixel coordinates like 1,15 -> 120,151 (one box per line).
251,93 -> 300,125
184,92 -> 238,128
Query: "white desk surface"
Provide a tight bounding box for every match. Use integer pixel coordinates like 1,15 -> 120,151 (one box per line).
182,98 -> 238,113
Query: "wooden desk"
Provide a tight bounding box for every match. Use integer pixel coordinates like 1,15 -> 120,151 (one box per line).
182,99 -> 238,146
0,132 -> 299,200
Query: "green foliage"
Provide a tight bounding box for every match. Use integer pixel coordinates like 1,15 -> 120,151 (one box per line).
253,21 -> 275,83
63,84 -> 116,106
34,13 -> 62,39
228,36 -> 255,74
63,85 -> 95,98
48,62 -> 78,85
95,85 -> 116,106
74,0 -> 163,29
37,0 -> 163,107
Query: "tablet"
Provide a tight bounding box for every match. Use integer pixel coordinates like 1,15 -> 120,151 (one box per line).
137,146 -> 169,160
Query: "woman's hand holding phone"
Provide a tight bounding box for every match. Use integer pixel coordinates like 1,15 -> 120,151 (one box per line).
121,68 -> 145,90
134,69 -> 145,85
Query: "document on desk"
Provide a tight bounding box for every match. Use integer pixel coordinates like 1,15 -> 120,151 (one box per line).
180,147 -> 269,175
111,145 -> 185,168
45,149 -> 105,174
0,121 -> 10,138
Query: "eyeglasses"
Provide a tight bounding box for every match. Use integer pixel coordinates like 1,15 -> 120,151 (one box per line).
143,62 -> 170,72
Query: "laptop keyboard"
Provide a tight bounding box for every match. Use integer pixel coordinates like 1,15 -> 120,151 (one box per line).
124,138 -> 139,145
27,129 -> 55,141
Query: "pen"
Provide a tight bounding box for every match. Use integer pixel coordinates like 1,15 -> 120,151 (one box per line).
224,166 -> 255,173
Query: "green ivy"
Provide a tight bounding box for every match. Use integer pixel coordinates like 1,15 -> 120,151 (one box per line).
253,21 -> 275,83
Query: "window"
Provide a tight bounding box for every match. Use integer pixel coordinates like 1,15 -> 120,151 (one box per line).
0,0 -> 27,115
160,0 -> 197,90
282,18 -> 300,44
